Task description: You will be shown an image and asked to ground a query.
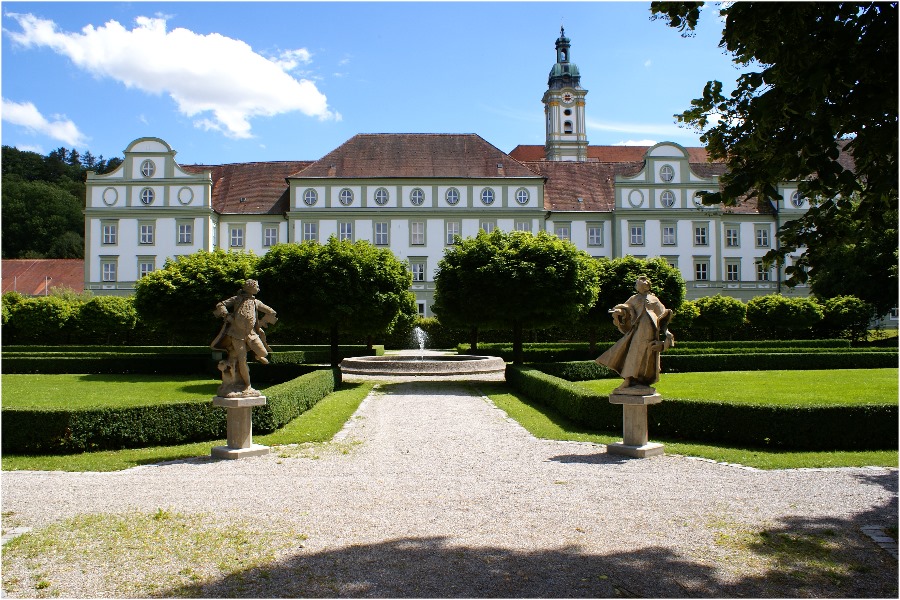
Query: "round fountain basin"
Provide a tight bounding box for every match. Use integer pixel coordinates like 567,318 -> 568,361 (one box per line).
339,354 -> 506,377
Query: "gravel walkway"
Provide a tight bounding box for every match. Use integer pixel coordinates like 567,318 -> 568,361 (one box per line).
2,378 -> 897,597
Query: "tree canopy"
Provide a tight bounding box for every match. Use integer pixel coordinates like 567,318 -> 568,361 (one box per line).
256,238 -> 417,365
133,250 -> 259,344
1,145 -> 123,259
650,2 -> 898,314
432,230 -> 599,363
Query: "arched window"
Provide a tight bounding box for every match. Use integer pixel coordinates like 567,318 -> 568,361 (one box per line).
564,121 -> 573,134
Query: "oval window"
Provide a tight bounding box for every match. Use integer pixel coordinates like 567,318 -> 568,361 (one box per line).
480,188 -> 495,205
374,187 -> 390,206
445,187 -> 460,206
303,189 -> 318,206
139,188 -> 155,205
339,188 -> 354,206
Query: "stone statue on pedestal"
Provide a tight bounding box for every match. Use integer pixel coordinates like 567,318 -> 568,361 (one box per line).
596,276 -> 673,458
211,279 -> 277,398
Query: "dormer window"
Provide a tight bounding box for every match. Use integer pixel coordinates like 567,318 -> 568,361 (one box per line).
140,159 -> 156,178
660,165 -> 675,182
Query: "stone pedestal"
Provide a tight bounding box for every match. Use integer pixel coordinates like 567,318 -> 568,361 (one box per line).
211,395 -> 270,459
607,391 -> 664,458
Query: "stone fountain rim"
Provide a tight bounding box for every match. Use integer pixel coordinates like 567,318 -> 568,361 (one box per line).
339,353 -> 506,376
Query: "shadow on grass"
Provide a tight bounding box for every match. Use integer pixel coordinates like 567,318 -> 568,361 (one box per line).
159,507 -> 898,598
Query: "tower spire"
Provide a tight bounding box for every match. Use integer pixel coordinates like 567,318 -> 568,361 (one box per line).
542,28 -> 588,161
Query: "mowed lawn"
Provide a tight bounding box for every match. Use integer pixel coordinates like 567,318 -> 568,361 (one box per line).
578,369 -> 898,406
2,374 -> 220,409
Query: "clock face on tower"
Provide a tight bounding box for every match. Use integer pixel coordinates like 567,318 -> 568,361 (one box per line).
562,92 -> 573,104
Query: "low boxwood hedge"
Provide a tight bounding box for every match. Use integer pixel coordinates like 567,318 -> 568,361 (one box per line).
662,352 -> 897,372
506,365 -> 897,450
1,368 -> 340,455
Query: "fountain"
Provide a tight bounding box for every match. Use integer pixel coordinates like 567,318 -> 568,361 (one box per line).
339,326 -> 505,378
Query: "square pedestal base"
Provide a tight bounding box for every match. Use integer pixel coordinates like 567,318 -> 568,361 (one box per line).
211,444 -> 270,460
607,442 -> 664,458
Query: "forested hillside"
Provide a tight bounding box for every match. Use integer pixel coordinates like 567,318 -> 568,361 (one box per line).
1,146 -> 123,259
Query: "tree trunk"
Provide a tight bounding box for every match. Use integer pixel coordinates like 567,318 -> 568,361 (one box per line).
468,326 -> 478,353
588,325 -> 598,356
330,325 -> 340,367
366,335 -> 373,352
513,320 -> 523,365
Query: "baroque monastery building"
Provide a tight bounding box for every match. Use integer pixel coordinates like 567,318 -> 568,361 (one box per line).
84,29 -> 813,316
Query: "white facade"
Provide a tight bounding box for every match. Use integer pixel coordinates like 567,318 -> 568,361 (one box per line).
82,33 -> 810,310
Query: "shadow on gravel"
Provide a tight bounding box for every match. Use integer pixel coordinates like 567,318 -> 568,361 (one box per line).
162,508 -> 899,598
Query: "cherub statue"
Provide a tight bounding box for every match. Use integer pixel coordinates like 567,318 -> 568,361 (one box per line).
210,279 -> 277,397
596,276 -> 674,393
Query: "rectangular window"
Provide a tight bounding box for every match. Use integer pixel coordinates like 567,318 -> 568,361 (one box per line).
630,224 -> 644,246
725,227 -> 740,247
410,260 -> 426,282
374,222 -> 389,246
139,223 -> 155,245
339,221 -> 353,242
138,261 -> 155,278
890,308 -> 899,320
662,225 -> 677,246
446,221 -> 461,245
726,263 -> 741,282
756,227 -> 770,248
263,226 -> 278,247
102,262 -> 117,282
514,220 -> 531,233
694,261 -> 709,281
102,223 -> 117,245
756,262 -> 771,281
177,223 -> 193,245
587,224 -> 603,246
481,221 -> 497,234
417,302 -> 426,317
410,221 -> 425,245
554,223 -> 570,240
694,225 -> 708,246
302,222 -> 318,242
230,227 -> 244,248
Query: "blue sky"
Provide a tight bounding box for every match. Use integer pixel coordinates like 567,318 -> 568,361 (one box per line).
1,1 -> 740,165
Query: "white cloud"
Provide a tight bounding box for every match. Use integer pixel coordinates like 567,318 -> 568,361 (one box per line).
5,12 -> 338,139
615,139 -> 659,147
643,59 -> 652,68
1,98 -> 87,146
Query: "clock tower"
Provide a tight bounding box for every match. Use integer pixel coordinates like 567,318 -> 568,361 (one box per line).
542,28 -> 589,161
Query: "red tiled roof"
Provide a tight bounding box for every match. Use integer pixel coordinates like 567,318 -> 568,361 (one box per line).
296,134 -> 541,179
2,259 -> 84,296
524,161 -> 645,212
509,144 -> 723,164
182,161 -> 312,214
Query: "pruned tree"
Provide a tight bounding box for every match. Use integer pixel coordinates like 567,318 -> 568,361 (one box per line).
256,238 -> 417,366
433,230 -> 599,364
133,250 -> 259,344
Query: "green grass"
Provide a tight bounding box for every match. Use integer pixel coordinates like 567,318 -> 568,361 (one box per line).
479,381 -> 898,470
1,382 -> 374,472
1,374 -> 219,409
577,369 -> 898,406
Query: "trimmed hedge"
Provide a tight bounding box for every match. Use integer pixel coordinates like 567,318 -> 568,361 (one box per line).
1,368 -> 340,455
527,361 -> 616,381
507,365 -> 898,450
253,368 -> 340,432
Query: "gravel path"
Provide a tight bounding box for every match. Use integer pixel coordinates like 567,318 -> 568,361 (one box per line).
2,379 -> 897,597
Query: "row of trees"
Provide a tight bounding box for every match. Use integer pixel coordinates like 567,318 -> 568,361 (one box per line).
1,145 -> 122,259
2,233 -> 878,362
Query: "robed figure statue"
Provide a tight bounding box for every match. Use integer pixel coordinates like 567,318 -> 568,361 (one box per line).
596,276 -> 674,392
